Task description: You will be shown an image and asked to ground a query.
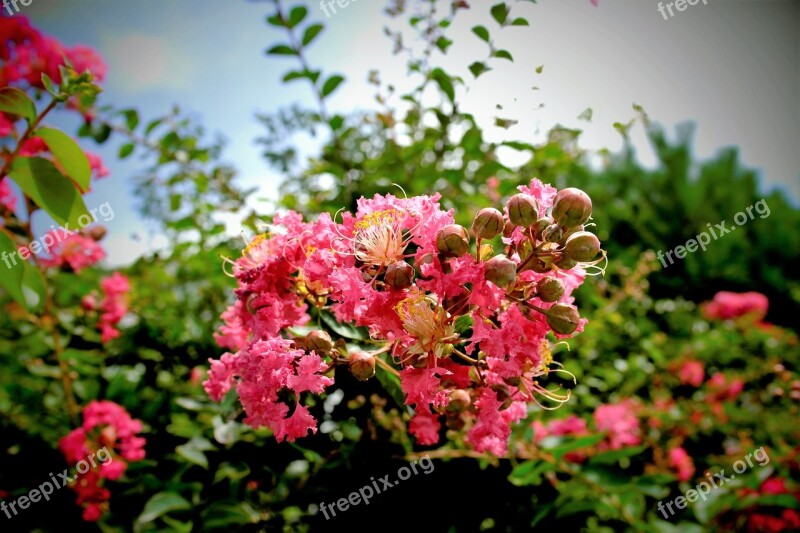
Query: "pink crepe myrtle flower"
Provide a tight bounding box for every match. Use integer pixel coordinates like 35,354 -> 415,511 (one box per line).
668,446 -> 695,481
204,337 -> 334,442
703,291 -> 768,322
678,360 -> 705,387
59,401 -> 145,521
0,178 -> 16,213
86,151 -> 110,179
594,400 -> 641,450
39,232 -> 106,273
532,415 -> 590,462
96,273 -> 130,343
409,410 -> 442,446
0,16 -> 106,89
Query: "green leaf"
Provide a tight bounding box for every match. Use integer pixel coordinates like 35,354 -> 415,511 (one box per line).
493,49 -> 513,61
266,13 -> 284,27
287,6 -> 308,28
511,17 -> 529,26
302,23 -> 324,46
122,109 -> 140,131
20,263 -> 46,312
375,355 -> 405,408
318,309 -> 368,340
119,142 -> 135,159
41,73 -> 60,97
469,61 -> 490,78
329,115 -> 344,131
266,44 -> 297,56
491,3 -> 509,25
8,157 -> 90,228
321,75 -> 345,98
0,87 -> 36,122
589,444 -> 648,465
176,442 -> 209,469
34,127 -> 91,191
509,460 -> 555,486
137,492 -> 192,524
0,231 -> 26,306
535,65 -> 544,74
435,36 -> 453,53
472,25 -> 491,43
431,68 -> 455,103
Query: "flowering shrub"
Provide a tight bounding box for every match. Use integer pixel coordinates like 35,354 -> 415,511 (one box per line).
1,4 -> 798,532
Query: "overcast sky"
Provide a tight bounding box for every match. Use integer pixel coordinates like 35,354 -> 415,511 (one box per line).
19,0 -> 800,266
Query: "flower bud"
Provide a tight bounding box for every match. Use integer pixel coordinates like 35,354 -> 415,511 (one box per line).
556,256 -> 577,270
542,224 -> 563,243
83,225 -> 107,241
552,187 -> 592,227
436,224 -> 470,257
536,277 -> 564,303
507,194 -> 539,227
502,220 -> 516,238
545,304 -> 581,335
532,218 -> 550,239
564,231 -> 601,262
385,260 -> 415,289
484,254 -> 517,288
349,352 -> 376,381
447,389 -> 471,413
306,330 -> 333,355
471,208 -> 505,239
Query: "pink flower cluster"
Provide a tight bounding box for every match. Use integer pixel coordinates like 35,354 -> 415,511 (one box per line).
0,177 -> 15,212
206,180 -> 604,455
703,291 -> 768,322
83,272 -> 131,342
39,231 -> 106,273
594,400 -> 642,451
59,401 -> 145,521
531,400 -> 641,461
668,446 -> 695,482
0,16 -> 106,89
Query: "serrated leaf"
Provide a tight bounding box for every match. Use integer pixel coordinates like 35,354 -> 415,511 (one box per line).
287,6 -> 307,28
34,127 -> 91,192
491,3 -> 509,25
8,157 -> 90,228
266,44 -> 296,56
0,87 -> 36,122
472,25 -> 491,43
302,23 -> 324,46
321,75 -> 345,97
